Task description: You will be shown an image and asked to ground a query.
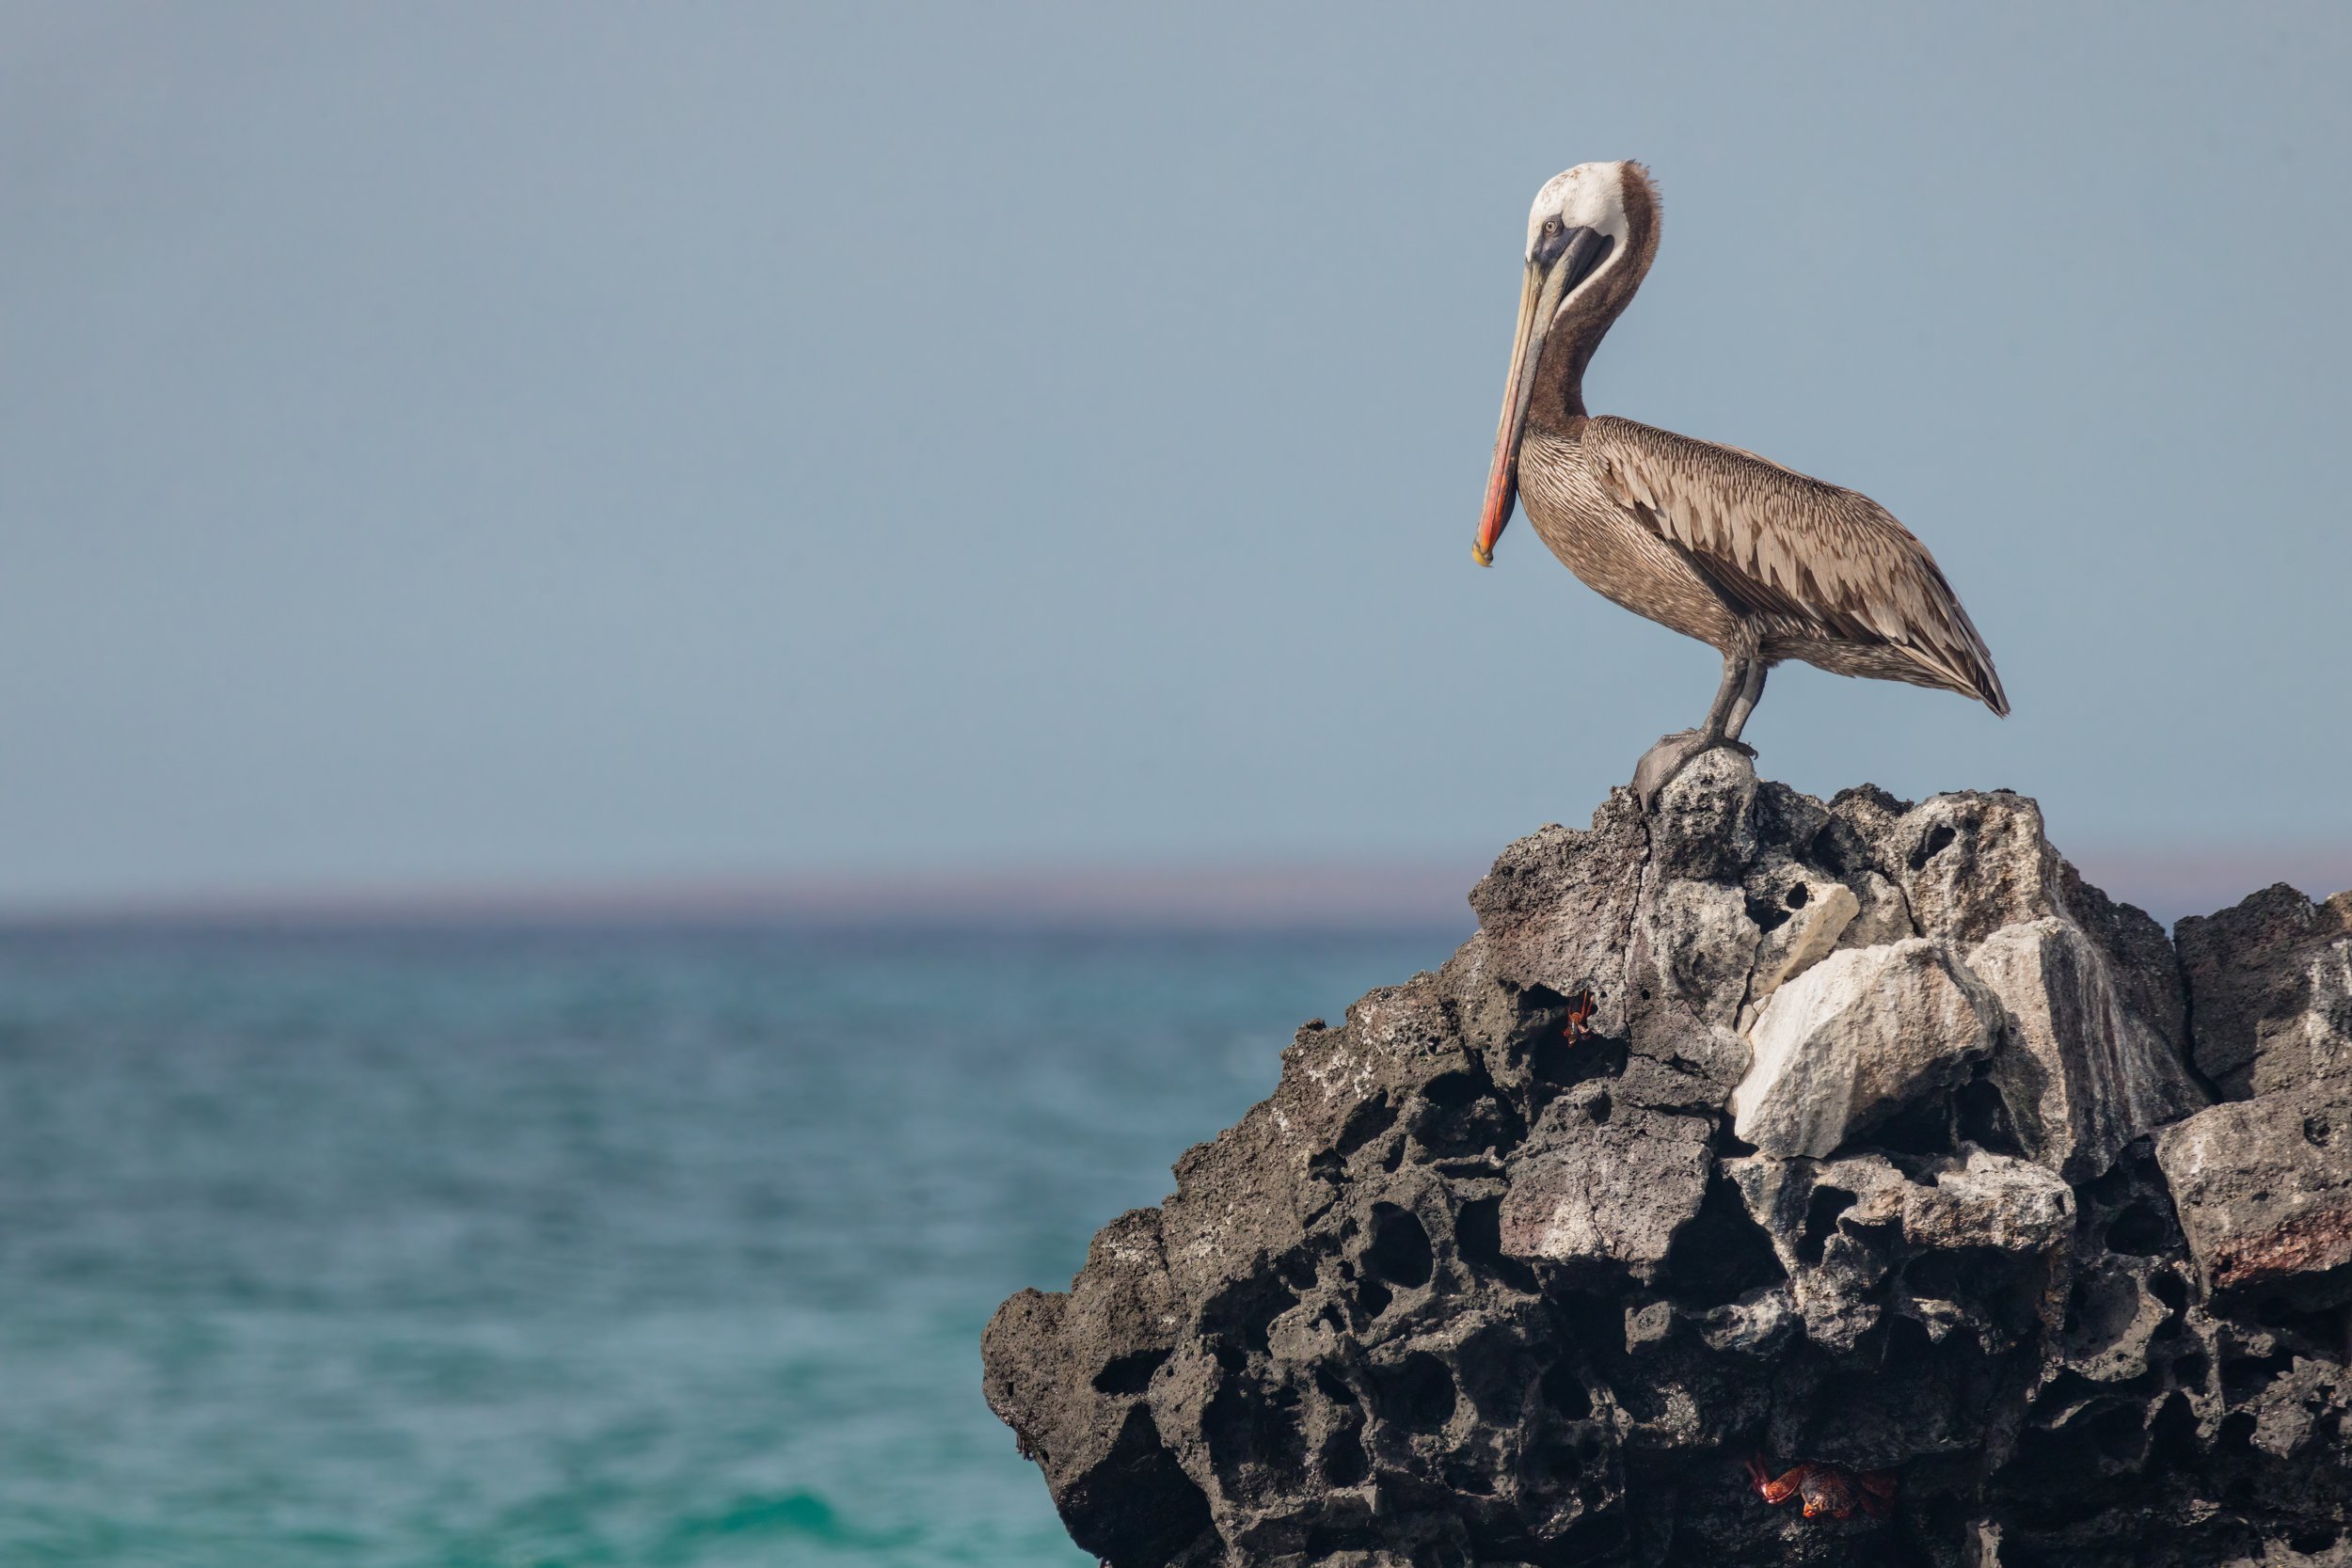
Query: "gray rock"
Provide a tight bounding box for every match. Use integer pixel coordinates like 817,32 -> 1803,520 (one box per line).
1636,877 -> 1759,1035
2176,884 -> 2352,1100
1744,863 -> 1862,1006
1646,745 -> 1758,880
984,774 -> 2352,1567
1731,939 -> 1994,1158
1899,1145 -> 2076,1255
2155,1083 -> 2352,1302
1726,1151 -> 1897,1355
1969,915 -> 2206,1180
1894,790 -> 2064,946
981,1209 -> 1205,1566
1500,1087 -> 1712,1278
2055,1253 -> 2181,1386
2058,859 -> 2196,1085
1841,867 -> 1918,951
1727,1147 -> 2071,1358
1467,794 -> 1649,1041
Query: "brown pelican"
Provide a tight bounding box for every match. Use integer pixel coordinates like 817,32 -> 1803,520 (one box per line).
1472,162 -> 2008,801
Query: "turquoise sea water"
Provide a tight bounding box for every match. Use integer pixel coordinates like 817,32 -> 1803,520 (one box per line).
0,925 -> 1457,1567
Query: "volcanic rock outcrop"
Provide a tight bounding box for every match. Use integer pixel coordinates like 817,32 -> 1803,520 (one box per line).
983,757 -> 2352,1567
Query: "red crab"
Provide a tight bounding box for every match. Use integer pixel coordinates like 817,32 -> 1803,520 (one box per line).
1561,989 -> 1598,1044
1745,1454 -> 1897,1521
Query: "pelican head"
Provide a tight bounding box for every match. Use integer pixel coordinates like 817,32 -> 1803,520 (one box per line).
1473,161 -> 1645,566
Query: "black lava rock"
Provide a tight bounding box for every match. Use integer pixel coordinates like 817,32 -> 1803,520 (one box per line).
984,757 -> 2352,1567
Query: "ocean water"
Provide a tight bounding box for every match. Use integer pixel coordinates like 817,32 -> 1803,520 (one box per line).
0,924 -> 1459,1567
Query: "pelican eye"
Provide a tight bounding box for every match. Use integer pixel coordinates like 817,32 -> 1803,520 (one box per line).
1542,217 -> 1562,235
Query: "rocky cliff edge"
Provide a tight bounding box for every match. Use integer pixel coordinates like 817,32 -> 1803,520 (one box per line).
983,755 -> 2352,1567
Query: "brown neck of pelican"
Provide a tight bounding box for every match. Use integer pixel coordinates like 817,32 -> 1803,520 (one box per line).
1527,174 -> 1661,436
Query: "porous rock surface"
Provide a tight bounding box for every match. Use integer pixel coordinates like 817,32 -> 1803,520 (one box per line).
2161,885 -> 2352,1304
983,757 -> 2352,1567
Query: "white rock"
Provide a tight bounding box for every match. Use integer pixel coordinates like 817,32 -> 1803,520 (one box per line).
1731,939 -> 1994,1158
1968,917 -> 2206,1180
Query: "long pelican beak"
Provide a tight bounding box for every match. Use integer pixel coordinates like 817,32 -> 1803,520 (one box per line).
1474,261 -> 1548,567
1474,226 -> 1606,566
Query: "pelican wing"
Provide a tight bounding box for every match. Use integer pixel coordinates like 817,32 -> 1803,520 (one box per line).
1585,415 -> 2009,714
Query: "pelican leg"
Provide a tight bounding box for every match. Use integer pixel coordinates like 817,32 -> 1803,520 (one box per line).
1724,660 -> 1769,742
1698,653 -> 1747,743
1633,654 -> 1756,806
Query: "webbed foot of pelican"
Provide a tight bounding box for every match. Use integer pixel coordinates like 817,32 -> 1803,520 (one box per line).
1632,731 -> 1756,809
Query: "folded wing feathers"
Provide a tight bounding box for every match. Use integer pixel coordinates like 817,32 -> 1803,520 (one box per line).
1589,417 -> 2009,714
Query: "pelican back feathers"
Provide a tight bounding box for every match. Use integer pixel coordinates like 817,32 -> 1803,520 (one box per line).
1584,416 -> 2010,715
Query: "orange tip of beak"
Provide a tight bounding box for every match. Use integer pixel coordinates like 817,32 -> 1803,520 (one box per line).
1471,542 -> 1493,567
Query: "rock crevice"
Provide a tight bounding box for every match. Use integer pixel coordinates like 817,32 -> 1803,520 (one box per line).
984,758 -> 2352,1567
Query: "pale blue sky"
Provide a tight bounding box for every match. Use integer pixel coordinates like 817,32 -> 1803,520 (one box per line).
3,4 -> 2347,907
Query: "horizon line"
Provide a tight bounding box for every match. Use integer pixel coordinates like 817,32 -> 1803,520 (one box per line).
2,843 -> 2348,934
0,857 -> 1492,933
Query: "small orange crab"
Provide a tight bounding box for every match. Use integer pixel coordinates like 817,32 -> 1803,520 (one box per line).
1745,1454 -> 1897,1521
1561,989 -> 1598,1044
